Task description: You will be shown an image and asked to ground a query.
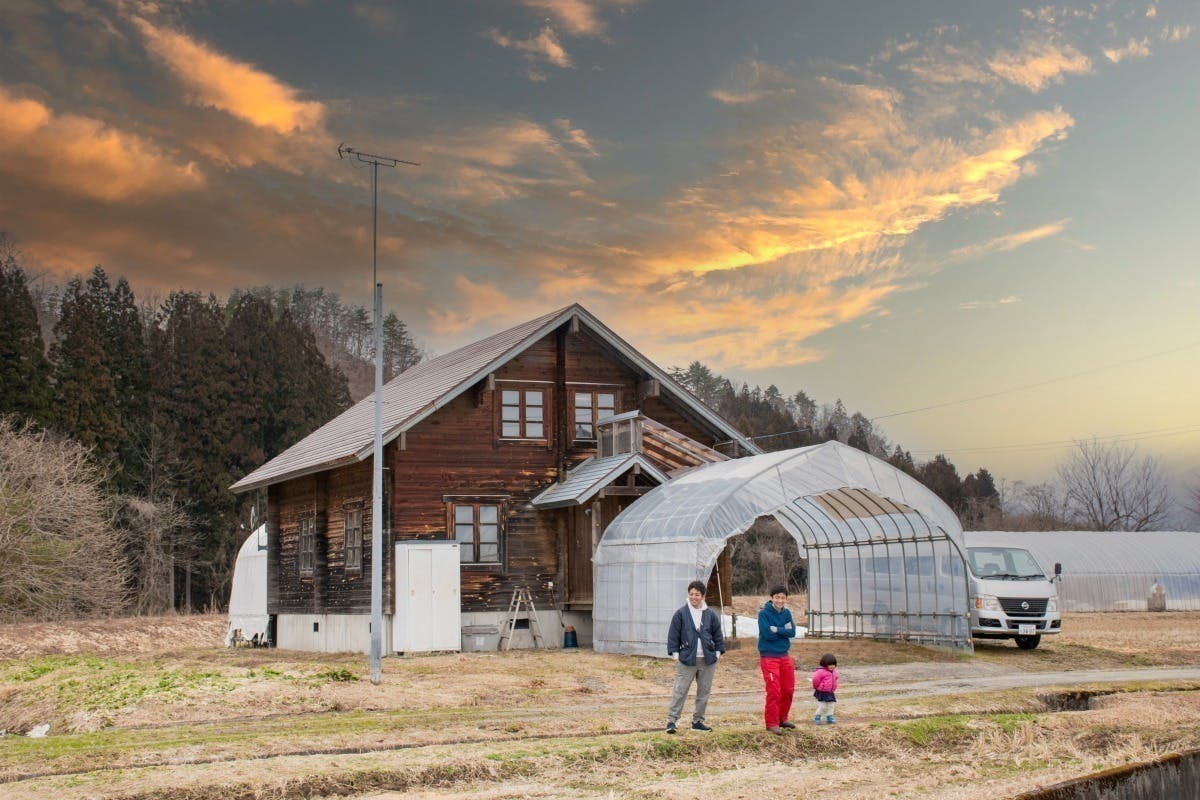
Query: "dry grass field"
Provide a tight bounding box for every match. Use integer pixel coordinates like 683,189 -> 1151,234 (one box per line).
2,609 -> 1199,799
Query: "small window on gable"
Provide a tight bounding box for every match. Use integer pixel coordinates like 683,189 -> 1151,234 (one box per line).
450,500 -> 503,565
500,387 -> 546,440
344,506 -> 363,573
573,390 -> 617,440
298,515 -> 315,577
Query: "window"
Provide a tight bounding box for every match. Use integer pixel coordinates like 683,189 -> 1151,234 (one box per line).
500,388 -> 545,439
298,515 -> 315,576
344,507 -> 363,573
451,501 -> 502,564
573,390 -> 616,440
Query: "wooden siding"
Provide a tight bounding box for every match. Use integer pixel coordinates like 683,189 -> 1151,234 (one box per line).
267,323 -> 741,616
269,460 -> 380,614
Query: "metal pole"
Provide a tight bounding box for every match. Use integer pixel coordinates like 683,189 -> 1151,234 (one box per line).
337,144 -> 418,686
370,161 -> 384,685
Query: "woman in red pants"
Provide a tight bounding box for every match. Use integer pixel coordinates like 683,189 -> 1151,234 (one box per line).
757,585 -> 798,734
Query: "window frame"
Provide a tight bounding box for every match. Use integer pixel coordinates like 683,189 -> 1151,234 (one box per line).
496,383 -> 550,443
343,503 -> 363,575
445,496 -> 507,568
298,513 -> 316,577
572,388 -> 619,442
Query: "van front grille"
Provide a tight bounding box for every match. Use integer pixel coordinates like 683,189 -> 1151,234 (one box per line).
1000,597 -> 1047,617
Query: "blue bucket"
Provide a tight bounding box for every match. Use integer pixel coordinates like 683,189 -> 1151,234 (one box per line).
563,626 -> 579,648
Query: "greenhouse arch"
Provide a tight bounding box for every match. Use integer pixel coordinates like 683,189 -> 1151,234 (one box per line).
592,441 -> 974,655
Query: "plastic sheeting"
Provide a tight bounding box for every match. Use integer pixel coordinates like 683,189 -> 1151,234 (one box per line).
594,442 -> 972,656
966,531 -> 1200,612
226,525 -> 269,646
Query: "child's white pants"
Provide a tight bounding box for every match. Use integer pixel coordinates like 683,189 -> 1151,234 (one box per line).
815,700 -> 835,717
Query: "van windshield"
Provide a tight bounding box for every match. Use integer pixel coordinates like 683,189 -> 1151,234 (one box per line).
966,547 -> 1046,580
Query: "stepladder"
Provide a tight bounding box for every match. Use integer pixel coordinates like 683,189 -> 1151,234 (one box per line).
498,587 -> 547,650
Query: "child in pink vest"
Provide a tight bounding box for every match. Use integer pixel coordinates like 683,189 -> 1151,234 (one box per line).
811,653 -> 838,724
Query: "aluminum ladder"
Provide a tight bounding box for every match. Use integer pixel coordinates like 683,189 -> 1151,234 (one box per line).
498,587 -> 547,650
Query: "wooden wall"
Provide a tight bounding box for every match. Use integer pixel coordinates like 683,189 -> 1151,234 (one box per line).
268,322 -> 733,616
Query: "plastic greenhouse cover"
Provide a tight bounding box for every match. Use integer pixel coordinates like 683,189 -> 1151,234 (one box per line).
594,442 -> 970,655
966,531 -> 1200,612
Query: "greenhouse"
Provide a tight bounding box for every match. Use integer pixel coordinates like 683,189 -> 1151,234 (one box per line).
593,441 -> 974,655
966,531 -> 1200,612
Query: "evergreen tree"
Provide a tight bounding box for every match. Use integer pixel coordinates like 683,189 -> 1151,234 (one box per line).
887,446 -> 917,477
87,268 -> 152,493
917,454 -> 966,513
151,291 -> 237,609
225,293 -> 276,480
50,277 -> 123,465
268,308 -> 350,457
847,419 -> 871,452
0,254 -> 52,426
383,311 -> 421,381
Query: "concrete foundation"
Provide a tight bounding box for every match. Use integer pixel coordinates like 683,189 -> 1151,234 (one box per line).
276,613 -> 391,654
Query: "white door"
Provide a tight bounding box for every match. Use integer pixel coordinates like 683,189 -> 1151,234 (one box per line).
394,542 -> 461,653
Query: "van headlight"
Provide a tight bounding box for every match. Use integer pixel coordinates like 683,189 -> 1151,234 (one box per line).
973,595 -> 1000,611
1047,596 -> 1057,613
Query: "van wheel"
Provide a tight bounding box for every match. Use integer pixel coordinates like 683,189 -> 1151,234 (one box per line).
1015,634 -> 1041,650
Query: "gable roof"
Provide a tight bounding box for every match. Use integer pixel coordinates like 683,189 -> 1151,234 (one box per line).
231,303 -> 759,493
531,453 -> 671,509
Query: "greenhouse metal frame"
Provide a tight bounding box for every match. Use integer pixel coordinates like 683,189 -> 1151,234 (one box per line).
593,441 -> 975,655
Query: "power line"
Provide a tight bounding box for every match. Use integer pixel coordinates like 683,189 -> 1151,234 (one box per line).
870,339 -> 1200,422
909,422 -> 1200,457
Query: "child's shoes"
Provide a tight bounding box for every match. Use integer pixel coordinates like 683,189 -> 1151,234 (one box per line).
812,715 -> 823,724
825,715 -> 835,725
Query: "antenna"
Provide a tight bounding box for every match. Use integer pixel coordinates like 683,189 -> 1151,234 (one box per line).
338,144 -> 419,686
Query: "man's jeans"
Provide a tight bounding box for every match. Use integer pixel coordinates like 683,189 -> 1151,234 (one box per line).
667,660 -> 717,725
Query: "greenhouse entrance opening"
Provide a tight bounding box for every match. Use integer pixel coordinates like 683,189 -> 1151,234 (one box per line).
592,442 -> 974,655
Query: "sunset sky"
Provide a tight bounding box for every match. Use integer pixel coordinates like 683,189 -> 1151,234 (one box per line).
1,0 -> 1197,495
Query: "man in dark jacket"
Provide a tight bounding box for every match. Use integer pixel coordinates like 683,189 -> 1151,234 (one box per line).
665,579 -> 725,733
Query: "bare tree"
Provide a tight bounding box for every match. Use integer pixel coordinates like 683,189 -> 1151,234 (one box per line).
1057,439 -> 1173,531
112,495 -> 193,615
0,418 -> 128,620
1187,478 -> 1200,529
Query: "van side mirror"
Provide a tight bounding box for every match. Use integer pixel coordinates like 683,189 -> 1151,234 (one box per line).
1054,562 -> 1062,579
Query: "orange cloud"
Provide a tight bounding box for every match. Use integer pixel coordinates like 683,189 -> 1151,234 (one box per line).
517,0 -> 638,37
987,39 -> 1092,91
133,17 -> 325,134
1104,38 -> 1152,63
0,85 -> 204,202
640,94 -> 1074,279
948,219 -> 1069,264
485,26 -> 573,76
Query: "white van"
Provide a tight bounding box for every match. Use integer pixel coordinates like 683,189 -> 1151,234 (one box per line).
963,533 -> 1062,650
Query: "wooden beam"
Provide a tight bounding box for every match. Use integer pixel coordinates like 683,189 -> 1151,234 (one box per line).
600,486 -> 653,496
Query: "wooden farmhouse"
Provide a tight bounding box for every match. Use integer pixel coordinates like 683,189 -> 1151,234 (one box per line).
231,304 -> 758,652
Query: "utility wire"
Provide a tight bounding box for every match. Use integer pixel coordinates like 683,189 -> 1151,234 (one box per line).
870,339 -> 1200,422
909,422 -> 1200,457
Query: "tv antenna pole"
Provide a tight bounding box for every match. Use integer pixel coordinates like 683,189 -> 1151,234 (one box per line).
338,144 -> 419,685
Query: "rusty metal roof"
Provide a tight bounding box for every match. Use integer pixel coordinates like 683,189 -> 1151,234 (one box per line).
231,303 -> 758,493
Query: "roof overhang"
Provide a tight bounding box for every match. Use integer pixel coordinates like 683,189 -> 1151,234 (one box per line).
531,453 -> 671,509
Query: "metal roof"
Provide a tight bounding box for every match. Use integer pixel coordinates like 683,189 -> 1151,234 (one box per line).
531,453 -> 670,509
231,304 -> 758,493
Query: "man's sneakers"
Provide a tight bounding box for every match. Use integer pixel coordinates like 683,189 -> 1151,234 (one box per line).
779,721 -> 797,730
766,726 -> 784,735
691,721 -> 712,732
666,722 -> 677,734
